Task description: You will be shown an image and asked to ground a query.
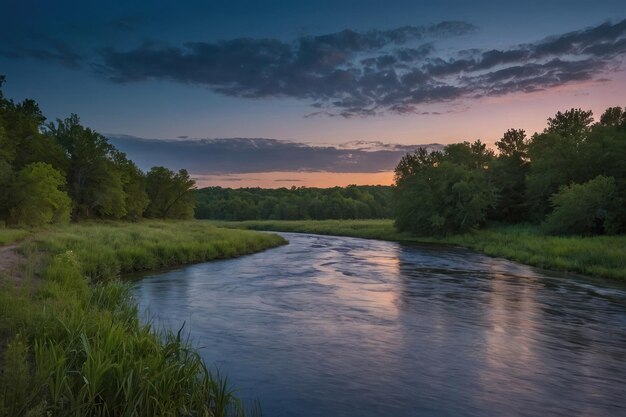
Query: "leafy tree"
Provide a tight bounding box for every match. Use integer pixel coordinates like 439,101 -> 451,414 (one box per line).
47,115 -> 127,219
112,150 -> 149,220
145,167 -> 196,219
490,129 -> 530,222
194,185 -> 393,221
394,141 -> 496,235
9,162 -> 71,226
598,106 -> 626,129
542,175 -> 621,235
545,108 -> 593,140
526,110 -> 595,217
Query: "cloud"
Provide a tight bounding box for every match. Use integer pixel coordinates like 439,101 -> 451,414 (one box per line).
0,36 -> 83,68
95,19 -> 626,116
107,135 -> 443,174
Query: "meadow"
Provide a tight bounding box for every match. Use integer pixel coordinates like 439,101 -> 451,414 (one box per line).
215,220 -> 626,280
0,221 -> 285,417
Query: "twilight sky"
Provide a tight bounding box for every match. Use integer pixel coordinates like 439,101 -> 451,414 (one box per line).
2,0 -> 625,187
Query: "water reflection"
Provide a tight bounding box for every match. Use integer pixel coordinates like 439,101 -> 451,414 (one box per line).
132,233 -> 626,417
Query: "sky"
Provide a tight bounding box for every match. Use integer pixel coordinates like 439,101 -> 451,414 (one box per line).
1,0 -> 625,187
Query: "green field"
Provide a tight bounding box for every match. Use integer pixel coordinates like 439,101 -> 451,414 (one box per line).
214,219 -> 626,280
0,221 -> 285,417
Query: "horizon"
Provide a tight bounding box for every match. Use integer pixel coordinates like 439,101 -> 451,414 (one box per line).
2,0 -> 625,187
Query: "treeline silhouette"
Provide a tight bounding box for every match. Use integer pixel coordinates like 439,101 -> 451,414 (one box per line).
195,185 -> 393,220
0,76 -> 196,226
394,107 -> 626,236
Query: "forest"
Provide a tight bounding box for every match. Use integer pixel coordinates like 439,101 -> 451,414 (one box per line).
394,107 -> 626,236
0,76 -> 196,226
195,185 -> 393,220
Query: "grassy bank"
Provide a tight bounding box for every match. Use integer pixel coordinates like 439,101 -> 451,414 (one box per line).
0,221 -> 285,417
0,228 -> 31,245
214,220 -> 626,280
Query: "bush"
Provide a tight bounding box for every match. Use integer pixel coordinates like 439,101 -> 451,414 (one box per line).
542,175 -> 620,235
8,162 -> 71,226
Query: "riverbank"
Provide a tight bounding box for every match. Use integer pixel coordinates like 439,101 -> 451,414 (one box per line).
213,220 -> 626,280
0,220 -> 285,416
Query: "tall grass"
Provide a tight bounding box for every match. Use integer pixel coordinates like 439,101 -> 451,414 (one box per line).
32,220 -> 286,281
216,219 -> 626,280
0,228 -> 30,245
1,221 -> 284,416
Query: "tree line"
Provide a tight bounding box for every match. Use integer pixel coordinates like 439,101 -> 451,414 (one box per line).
394,107 -> 626,236
0,77 -> 196,226
195,185 -> 393,220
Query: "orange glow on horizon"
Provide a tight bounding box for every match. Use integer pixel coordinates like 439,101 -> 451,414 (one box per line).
192,171 -> 396,188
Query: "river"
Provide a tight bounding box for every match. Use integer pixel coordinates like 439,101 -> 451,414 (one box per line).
131,232 -> 626,417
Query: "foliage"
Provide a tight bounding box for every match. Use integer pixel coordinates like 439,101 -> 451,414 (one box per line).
0,78 -> 195,225
195,185 -> 393,221
489,129 -> 530,222
526,107 -> 626,222
0,221 -> 284,416
32,221 -> 286,281
543,175 -> 621,235
8,163 -> 71,226
47,115 -> 128,219
394,106 -> 626,235
145,167 -> 196,219
394,141 -> 496,235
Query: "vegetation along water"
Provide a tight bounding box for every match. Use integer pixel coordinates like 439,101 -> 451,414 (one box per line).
0,71 -> 625,417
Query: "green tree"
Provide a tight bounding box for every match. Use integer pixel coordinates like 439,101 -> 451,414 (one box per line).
9,162 -> 71,226
490,129 -> 530,222
542,175 -> 621,235
394,141 -> 496,235
112,150 -> 149,220
145,167 -> 196,219
545,108 -> 594,140
598,106 -> 626,129
47,115 -> 127,219
526,110 -> 595,217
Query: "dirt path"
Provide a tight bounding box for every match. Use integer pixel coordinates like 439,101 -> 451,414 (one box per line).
0,242 -> 25,284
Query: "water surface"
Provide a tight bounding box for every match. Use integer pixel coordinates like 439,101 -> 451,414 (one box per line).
132,233 -> 626,417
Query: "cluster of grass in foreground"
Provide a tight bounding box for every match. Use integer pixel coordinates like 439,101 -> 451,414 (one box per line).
0,221 -> 285,417
215,219 -> 626,281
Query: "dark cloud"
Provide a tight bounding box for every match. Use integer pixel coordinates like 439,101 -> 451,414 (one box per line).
107,135 -> 442,174
0,36 -> 83,68
94,18 -> 626,116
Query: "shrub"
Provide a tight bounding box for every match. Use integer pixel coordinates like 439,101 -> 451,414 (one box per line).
542,175 -> 620,235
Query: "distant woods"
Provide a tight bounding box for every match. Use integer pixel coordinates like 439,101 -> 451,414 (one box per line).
394,107 -> 626,236
195,186 -> 393,220
0,76 -> 196,226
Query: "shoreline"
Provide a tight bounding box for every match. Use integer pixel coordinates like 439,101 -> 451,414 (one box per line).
212,219 -> 626,281
0,220 -> 286,416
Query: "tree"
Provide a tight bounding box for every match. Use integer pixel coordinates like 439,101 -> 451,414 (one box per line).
8,162 -> 71,226
490,129 -> 530,222
526,110 -> 595,218
394,141 -> 496,235
145,167 -> 196,219
47,115 -> 127,219
545,108 -> 594,140
112,150 -> 149,220
598,106 -> 626,129
542,175 -> 621,235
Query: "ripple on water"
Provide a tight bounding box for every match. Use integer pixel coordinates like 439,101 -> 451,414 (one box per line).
132,232 -> 626,417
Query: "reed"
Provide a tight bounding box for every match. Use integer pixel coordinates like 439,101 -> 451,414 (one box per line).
1,220 -> 283,416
